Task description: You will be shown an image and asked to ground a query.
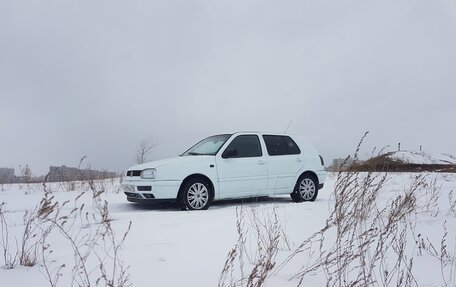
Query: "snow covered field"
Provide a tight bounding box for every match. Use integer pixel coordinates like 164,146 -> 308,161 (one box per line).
1,172 -> 456,286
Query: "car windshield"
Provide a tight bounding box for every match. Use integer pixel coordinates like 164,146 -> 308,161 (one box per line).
181,134 -> 232,156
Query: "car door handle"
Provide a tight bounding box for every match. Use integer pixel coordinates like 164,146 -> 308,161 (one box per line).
296,158 -> 303,162
257,160 -> 266,165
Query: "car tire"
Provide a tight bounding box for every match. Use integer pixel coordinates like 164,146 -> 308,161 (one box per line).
179,178 -> 212,210
291,174 -> 318,202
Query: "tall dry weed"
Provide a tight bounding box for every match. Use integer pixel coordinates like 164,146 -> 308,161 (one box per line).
219,206 -> 288,287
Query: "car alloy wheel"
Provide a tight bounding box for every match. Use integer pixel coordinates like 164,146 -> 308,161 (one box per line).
299,178 -> 316,201
291,174 -> 318,203
187,183 -> 209,210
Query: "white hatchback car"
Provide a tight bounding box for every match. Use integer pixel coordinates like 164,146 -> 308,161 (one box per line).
122,132 -> 326,210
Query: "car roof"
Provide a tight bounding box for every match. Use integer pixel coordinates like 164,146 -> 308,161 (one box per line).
231,131 -> 295,136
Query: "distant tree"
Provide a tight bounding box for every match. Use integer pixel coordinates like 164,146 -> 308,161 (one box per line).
19,165 -> 32,178
135,140 -> 155,164
18,164 -> 32,184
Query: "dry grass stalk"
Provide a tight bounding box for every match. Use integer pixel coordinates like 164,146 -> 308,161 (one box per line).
0,163 -> 131,287
0,202 -> 18,269
39,182 -> 132,287
448,190 -> 456,217
414,222 -> 456,286
0,183 -> 12,192
286,173 -> 421,287
19,209 -> 40,267
274,133 -> 430,287
417,176 -> 441,216
1,167 -> 131,286
219,206 -> 288,287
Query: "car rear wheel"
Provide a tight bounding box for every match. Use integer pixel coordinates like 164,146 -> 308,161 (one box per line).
179,178 -> 212,210
291,174 -> 318,202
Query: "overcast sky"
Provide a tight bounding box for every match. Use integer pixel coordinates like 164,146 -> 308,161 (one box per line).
1,0 -> 456,175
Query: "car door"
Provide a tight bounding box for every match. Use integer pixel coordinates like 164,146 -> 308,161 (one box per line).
262,135 -> 303,194
216,134 -> 268,199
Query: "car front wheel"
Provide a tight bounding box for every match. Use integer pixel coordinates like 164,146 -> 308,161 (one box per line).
291,175 -> 318,202
179,178 -> 212,210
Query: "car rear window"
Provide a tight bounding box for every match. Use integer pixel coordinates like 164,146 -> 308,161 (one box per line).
262,135 -> 301,156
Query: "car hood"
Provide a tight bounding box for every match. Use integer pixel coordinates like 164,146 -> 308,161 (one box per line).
127,156 -> 214,171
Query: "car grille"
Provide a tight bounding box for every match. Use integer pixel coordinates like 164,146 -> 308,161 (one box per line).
126,170 -> 142,177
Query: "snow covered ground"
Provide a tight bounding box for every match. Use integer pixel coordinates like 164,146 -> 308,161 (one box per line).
1,172 -> 456,286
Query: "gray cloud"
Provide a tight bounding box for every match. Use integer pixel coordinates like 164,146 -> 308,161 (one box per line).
1,0 -> 455,175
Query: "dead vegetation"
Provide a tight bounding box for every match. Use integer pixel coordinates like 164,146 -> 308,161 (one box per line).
219,206 -> 288,287
276,135 -> 456,286
135,140 -> 155,164
349,153 -> 456,173
0,166 -> 131,287
0,202 -> 18,269
220,133 -> 456,286
272,170 -> 423,286
449,190 -> 456,217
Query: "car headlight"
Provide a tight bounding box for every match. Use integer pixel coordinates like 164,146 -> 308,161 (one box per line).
140,168 -> 156,179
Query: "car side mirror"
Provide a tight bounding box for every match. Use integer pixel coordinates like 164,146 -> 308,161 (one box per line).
222,148 -> 238,159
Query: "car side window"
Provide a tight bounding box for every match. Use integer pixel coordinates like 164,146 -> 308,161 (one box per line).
262,135 -> 301,156
283,136 -> 301,154
222,135 -> 262,158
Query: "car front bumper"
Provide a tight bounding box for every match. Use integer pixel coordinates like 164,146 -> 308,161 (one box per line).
121,179 -> 182,201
